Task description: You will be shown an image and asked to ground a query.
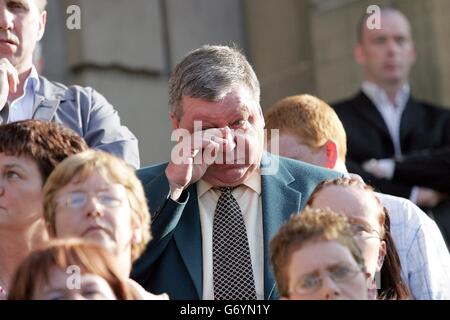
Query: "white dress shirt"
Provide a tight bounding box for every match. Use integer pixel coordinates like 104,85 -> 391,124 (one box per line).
7,66 -> 39,123
197,170 -> 264,300
361,81 -> 410,157
361,82 -> 422,202
377,192 -> 450,299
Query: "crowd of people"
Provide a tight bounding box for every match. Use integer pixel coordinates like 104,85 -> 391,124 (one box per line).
0,1 -> 449,300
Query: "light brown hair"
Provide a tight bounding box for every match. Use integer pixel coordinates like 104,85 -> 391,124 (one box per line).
8,238 -> 132,300
270,207 -> 365,297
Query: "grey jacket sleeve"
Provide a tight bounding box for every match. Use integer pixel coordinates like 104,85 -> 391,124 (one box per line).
83,88 -> 140,168
36,76 -> 140,168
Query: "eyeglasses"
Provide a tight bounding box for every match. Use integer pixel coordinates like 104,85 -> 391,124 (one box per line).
59,191 -> 124,210
290,264 -> 364,296
350,223 -> 381,240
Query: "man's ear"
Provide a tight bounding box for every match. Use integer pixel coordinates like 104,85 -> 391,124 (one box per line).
411,42 -> 417,65
169,112 -> 180,130
354,44 -> 365,66
322,140 -> 338,169
37,11 -> 47,41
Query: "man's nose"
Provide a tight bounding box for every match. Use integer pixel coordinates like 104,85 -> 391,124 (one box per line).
386,39 -> 400,55
320,275 -> 341,300
0,5 -> 14,31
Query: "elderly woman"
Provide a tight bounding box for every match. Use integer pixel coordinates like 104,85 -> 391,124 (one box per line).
307,178 -> 412,299
9,239 -> 132,300
0,120 -> 88,299
270,207 -> 371,300
43,150 -> 168,300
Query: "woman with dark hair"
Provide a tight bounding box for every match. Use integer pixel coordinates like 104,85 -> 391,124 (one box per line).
307,178 -> 412,300
8,239 -> 132,300
0,120 -> 88,299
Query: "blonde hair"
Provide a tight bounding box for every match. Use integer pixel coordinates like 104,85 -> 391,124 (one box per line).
265,94 -> 347,162
270,207 -> 365,297
43,150 -> 151,262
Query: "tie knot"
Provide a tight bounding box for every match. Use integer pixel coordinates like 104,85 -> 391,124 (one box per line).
216,187 -> 236,194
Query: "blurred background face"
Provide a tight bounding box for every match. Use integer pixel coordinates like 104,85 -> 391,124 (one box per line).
53,170 -> 134,256
33,267 -> 117,300
286,240 -> 368,300
0,0 -> 46,72
173,86 -> 265,187
277,133 -> 326,167
309,185 -> 385,278
0,153 -> 44,229
356,10 -> 416,87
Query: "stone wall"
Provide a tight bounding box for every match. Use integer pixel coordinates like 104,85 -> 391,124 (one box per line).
41,0 -> 450,167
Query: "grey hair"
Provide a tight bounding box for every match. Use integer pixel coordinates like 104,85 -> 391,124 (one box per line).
168,45 -> 261,119
35,0 -> 47,12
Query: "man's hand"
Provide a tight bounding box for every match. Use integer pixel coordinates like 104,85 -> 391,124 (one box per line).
362,158 -> 395,179
165,127 -> 232,201
0,58 -> 19,109
416,187 -> 448,208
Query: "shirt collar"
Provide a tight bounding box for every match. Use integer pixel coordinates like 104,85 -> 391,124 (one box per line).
26,65 -> 40,93
197,169 -> 262,197
362,81 -> 410,110
8,66 -> 40,105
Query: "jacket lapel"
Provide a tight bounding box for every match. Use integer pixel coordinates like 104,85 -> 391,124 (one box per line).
32,94 -> 60,121
260,153 -> 302,299
352,91 -> 392,141
32,76 -> 71,122
400,97 -> 423,148
173,184 -> 203,299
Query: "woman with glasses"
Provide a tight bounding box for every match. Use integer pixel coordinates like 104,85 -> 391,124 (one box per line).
270,207 -> 371,300
43,150 -> 168,300
307,178 -> 412,299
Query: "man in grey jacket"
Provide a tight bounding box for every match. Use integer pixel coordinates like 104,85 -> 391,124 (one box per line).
0,0 -> 139,168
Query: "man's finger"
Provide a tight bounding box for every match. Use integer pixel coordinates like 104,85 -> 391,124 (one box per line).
1,60 -> 19,93
202,140 -> 221,165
